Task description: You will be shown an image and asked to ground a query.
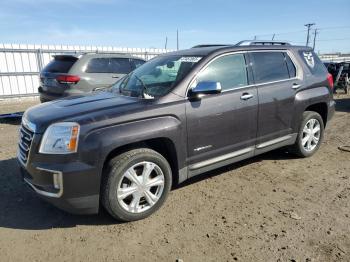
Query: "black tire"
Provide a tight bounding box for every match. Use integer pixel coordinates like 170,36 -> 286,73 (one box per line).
101,148 -> 172,222
290,111 -> 324,158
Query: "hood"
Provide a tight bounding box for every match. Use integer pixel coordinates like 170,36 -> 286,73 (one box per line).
24,92 -> 142,133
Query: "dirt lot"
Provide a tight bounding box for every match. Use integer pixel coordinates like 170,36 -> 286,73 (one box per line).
0,95 -> 349,262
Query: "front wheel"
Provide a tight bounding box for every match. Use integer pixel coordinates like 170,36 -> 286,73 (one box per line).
290,111 -> 324,157
101,148 -> 172,222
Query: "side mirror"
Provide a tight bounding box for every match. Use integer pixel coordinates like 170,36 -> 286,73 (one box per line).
190,81 -> 222,98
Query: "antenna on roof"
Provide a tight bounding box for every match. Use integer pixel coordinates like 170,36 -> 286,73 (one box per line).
176,29 -> 179,50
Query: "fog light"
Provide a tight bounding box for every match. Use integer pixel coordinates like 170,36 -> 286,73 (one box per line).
53,173 -> 61,189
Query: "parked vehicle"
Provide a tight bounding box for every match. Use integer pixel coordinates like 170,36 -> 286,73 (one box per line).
324,61 -> 350,94
18,41 -> 335,221
38,53 -> 145,102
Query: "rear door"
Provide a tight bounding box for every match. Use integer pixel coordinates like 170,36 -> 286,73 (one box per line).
249,51 -> 301,147
186,53 -> 258,175
40,55 -> 78,95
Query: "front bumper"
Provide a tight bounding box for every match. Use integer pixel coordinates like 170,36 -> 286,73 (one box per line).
18,158 -> 100,215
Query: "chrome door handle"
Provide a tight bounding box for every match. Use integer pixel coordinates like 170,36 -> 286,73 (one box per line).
240,93 -> 253,100
292,83 -> 301,89
112,75 -> 120,78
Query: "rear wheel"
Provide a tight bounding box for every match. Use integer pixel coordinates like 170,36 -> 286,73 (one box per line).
101,148 -> 172,222
291,111 -> 324,157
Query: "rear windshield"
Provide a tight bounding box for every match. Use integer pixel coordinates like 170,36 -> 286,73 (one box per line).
42,56 -> 78,73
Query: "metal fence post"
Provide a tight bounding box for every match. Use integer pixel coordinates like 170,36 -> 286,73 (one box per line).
36,49 -> 43,72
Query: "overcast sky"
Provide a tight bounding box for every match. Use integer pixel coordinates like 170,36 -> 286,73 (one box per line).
0,0 -> 349,53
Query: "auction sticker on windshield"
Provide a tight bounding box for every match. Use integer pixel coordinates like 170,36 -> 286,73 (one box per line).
179,57 -> 202,63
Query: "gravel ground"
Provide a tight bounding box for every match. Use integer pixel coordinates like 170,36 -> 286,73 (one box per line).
0,94 -> 349,262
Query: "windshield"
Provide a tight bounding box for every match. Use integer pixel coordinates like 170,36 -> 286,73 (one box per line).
112,55 -> 202,98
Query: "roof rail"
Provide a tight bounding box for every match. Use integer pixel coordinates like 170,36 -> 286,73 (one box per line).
235,40 -> 291,46
192,44 -> 231,48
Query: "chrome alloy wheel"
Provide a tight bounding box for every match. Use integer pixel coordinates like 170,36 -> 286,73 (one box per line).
117,161 -> 165,214
302,118 -> 321,152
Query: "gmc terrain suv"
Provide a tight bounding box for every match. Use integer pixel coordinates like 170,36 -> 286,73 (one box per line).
18,41 -> 335,222
38,53 -> 145,102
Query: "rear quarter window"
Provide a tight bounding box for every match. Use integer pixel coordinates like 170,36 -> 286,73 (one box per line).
43,56 -> 78,73
299,50 -> 327,75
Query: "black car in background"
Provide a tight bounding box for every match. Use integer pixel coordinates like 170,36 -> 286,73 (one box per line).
324,61 -> 350,94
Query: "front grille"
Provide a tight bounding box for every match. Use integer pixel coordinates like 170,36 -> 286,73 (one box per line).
18,125 -> 34,165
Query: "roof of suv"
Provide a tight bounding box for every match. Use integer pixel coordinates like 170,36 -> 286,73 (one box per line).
54,52 -> 145,60
164,43 -> 310,57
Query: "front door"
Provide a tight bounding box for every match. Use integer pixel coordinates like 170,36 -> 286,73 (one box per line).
186,53 -> 258,175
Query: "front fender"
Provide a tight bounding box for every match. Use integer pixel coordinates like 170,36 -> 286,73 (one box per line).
81,115 -> 185,178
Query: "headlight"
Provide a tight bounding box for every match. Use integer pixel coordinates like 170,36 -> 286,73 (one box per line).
39,122 -> 80,154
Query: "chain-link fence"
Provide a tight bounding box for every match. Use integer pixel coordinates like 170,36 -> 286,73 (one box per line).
0,44 -> 172,98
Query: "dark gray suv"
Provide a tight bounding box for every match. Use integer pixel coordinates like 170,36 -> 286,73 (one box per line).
18,41 -> 335,222
38,53 -> 145,102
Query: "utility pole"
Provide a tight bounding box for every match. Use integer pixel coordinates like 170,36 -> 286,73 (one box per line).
304,23 -> 315,46
176,29 -> 179,50
312,28 -> 318,50
164,36 -> 168,49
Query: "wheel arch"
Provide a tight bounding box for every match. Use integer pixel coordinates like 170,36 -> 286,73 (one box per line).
101,137 -> 180,187
304,102 -> 328,126
295,86 -> 331,129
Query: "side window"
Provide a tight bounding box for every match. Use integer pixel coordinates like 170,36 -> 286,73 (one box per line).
299,50 -> 328,75
85,58 -> 110,73
196,54 -> 248,91
251,52 -> 290,84
109,58 -> 132,74
85,58 -> 133,74
132,59 -> 145,69
285,54 -> 296,78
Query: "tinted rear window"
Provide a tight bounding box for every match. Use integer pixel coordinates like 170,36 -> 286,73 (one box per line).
299,50 -> 328,75
250,52 -> 290,84
43,56 -> 77,73
86,58 -> 133,74
110,58 -> 132,74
